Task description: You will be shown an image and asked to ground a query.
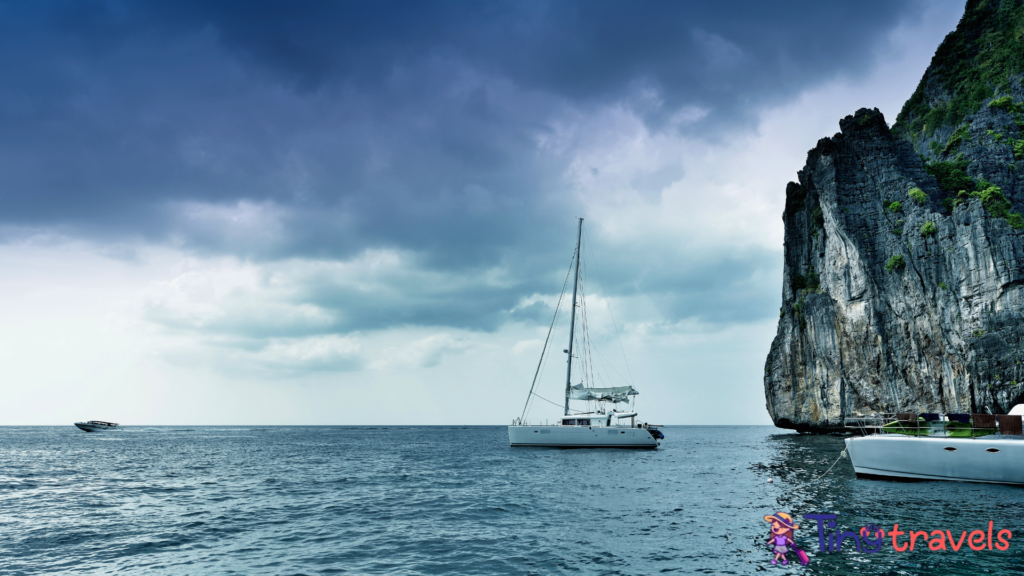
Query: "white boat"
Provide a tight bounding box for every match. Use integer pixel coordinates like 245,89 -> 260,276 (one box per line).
74,420 -> 120,432
509,411 -> 660,448
508,218 -> 662,449
844,407 -> 1024,485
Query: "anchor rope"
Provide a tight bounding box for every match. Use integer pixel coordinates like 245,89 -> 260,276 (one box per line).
812,448 -> 848,482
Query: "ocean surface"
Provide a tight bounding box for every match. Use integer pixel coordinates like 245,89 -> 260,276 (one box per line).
1,425 -> 1023,575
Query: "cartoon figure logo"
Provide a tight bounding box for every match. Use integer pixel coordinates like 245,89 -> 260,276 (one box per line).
765,512 -> 809,565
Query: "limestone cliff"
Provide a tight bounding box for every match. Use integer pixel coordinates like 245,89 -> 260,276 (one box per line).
764,0 -> 1024,431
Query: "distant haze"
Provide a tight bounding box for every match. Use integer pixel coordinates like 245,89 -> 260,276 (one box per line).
0,0 -> 964,424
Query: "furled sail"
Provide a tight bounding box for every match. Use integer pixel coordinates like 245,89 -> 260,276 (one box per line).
568,383 -> 638,403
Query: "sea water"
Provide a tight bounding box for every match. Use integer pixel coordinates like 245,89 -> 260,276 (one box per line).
1,425 -> 1022,575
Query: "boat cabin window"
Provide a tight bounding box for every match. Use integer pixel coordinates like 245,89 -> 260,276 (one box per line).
561,418 -> 591,426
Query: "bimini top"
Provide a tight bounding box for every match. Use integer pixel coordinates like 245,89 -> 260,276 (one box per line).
568,383 -> 638,403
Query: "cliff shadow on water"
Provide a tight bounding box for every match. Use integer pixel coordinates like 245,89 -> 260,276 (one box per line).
765,0 -> 1024,432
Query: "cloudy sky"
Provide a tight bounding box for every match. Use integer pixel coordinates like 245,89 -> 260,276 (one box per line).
1,0 -> 964,425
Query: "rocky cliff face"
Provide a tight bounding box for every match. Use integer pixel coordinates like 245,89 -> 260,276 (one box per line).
764,0 -> 1024,431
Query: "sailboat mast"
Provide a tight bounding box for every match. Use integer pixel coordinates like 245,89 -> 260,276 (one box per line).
564,217 -> 583,416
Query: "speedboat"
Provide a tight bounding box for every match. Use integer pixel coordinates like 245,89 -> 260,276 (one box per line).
508,218 -> 663,449
844,406 -> 1024,485
74,420 -> 120,432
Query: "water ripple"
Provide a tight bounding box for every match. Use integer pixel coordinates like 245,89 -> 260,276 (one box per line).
1,426 -> 1023,574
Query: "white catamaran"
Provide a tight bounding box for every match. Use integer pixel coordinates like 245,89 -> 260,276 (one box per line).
508,218 -> 663,448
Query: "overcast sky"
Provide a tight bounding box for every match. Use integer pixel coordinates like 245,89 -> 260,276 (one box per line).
0,0 -> 964,425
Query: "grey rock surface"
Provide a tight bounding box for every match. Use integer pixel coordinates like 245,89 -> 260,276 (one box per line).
764,105 -> 1024,431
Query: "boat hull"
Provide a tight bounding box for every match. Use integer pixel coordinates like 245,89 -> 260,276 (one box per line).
845,435 -> 1024,485
509,425 -> 658,448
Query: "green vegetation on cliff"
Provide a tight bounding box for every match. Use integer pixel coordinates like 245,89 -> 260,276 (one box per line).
926,154 -> 975,194
885,254 -> 906,273
990,95 -> 1024,115
791,270 -> 820,293
923,151 -> 1024,227
908,187 -> 929,204
957,183 -> 1024,228
943,124 -> 971,154
894,0 -> 1024,137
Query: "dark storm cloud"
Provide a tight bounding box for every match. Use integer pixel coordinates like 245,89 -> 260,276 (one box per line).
151,0 -> 924,121
0,0 -> 930,334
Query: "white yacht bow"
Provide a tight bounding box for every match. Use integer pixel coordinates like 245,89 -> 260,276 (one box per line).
844,410 -> 1024,485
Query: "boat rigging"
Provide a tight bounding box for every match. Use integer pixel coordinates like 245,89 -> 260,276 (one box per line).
508,217 -> 663,448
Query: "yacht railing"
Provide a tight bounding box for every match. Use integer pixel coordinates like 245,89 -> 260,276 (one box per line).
510,417 -> 654,428
844,413 -> 1023,439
